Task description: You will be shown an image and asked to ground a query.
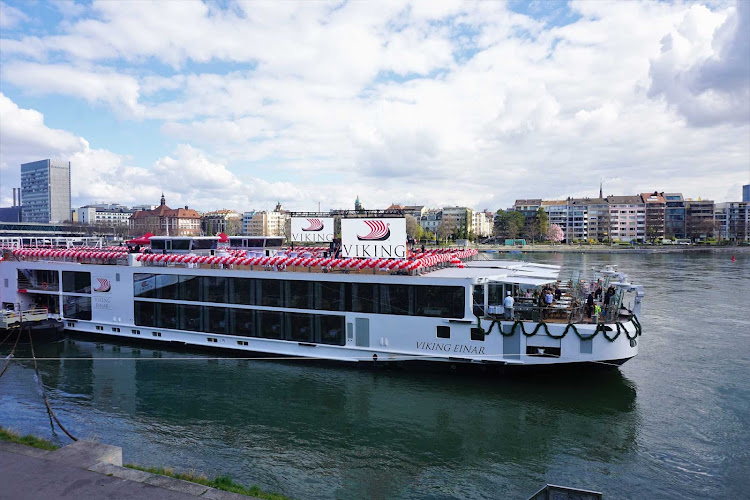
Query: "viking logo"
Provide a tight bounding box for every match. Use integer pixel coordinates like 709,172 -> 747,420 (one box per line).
357,220 -> 391,241
94,278 -> 111,292
302,219 -> 324,231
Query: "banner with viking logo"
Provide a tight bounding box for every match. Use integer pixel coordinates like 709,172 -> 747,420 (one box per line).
290,217 -> 334,242
340,218 -> 407,258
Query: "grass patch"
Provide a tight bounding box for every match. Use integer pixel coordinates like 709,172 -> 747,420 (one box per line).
124,464 -> 290,499
0,426 -> 59,451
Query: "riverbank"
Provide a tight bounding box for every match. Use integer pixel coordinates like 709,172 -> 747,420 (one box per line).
0,426 -> 288,500
474,244 -> 750,254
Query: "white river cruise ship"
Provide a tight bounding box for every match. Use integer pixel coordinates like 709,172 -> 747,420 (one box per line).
0,234 -> 644,369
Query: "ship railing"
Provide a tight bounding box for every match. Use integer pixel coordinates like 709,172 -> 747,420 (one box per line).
485,304 -> 627,325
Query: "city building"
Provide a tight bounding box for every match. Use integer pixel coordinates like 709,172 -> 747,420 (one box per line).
541,200 -> 569,241
75,204 -> 135,227
566,199 -> 589,241
129,194 -> 201,236
640,192 -> 666,241
242,211 -> 257,235
403,205 -> 426,218
20,159 -> 71,223
685,199 -> 715,240
585,198 -> 610,242
743,184 -> 749,202
248,203 -> 288,237
0,188 -> 23,222
664,193 -> 686,239
715,202 -> 749,241
201,209 -> 242,236
132,204 -> 157,211
471,210 -> 493,237
418,209 -> 442,235
607,196 -> 646,243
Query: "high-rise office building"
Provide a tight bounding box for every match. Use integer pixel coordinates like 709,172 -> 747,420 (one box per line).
20,159 -> 72,223
743,184 -> 749,202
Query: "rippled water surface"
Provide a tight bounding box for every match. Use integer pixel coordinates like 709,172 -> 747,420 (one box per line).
1,252 -> 748,499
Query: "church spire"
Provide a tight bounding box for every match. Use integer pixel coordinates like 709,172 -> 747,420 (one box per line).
160,192 -> 166,206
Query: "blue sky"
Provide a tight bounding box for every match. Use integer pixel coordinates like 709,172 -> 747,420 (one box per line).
1,0 -> 748,212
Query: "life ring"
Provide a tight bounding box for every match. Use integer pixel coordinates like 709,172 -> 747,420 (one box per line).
41,281 -> 48,290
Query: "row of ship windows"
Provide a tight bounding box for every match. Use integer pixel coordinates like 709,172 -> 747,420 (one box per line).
134,274 -> 466,319
134,301 -> 346,346
18,270 -> 92,293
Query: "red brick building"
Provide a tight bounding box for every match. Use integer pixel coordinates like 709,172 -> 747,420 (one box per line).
129,194 -> 201,236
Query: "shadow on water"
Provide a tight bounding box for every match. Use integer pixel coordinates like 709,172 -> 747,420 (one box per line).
3,336 -> 640,499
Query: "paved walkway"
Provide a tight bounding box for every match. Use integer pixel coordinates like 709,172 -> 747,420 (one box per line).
0,441 -> 256,500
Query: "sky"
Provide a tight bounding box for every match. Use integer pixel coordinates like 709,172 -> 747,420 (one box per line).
0,0 -> 748,213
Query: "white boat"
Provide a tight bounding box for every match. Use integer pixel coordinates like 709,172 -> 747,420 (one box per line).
0,236 -> 644,369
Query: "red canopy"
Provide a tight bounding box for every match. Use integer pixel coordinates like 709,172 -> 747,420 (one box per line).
217,232 -> 229,243
126,232 -> 155,245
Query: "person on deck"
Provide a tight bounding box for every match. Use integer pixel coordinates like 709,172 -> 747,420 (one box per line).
554,287 -> 562,301
503,292 -> 514,320
603,286 -> 616,316
586,292 -> 594,320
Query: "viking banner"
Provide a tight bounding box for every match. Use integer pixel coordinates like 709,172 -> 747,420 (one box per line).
340,218 -> 407,258
290,217 -> 335,242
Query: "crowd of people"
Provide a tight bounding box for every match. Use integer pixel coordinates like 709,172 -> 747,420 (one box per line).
498,281 -> 618,323
585,284 -> 617,323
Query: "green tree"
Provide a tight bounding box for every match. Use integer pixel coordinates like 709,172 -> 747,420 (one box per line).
532,207 -> 549,243
405,215 -> 423,241
494,210 -> 525,240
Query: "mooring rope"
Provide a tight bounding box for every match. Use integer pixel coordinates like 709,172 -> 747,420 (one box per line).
27,328 -> 78,442
0,328 -> 23,379
0,329 -> 16,347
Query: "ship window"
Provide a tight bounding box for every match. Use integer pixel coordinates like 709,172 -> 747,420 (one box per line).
257,311 -> 283,339
437,326 -> 450,339
202,276 -> 228,303
151,240 -> 165,250
287,280 -> 313,309
155,274 -> 179,300
178,304 -> 202,331
171,239 -> 190,251
179,275 -> 201,302
134,301 -> 156,327
115,273 -> 120,282
156,303 -> 178,330
316,282 -> 345,311
63,295 -> 92,320
20,269 -> 60,291
204,306 -> 228,335
191,239 -> 217,251
287,313 -> 313,342
230,309 -> 256,337
258,279 -> 283,308
471,328 -> 485,341
317,315 -> 345,346
380,284 -> 413,315
134,274 -> 155,297
415,286 -> 465,319
352,283 -> 379,313
229,278 -> 255,305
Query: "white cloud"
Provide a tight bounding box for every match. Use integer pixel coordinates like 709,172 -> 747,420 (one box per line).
0,1 -> 748,211
0,1 -> 27,28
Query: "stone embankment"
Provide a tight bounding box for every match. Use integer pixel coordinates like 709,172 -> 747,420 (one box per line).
0,439 -> 262,500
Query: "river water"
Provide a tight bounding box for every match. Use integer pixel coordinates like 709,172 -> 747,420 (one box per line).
1,252 -> 748,499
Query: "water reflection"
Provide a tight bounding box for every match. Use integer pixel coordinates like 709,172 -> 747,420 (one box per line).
2,337 -> 639,499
